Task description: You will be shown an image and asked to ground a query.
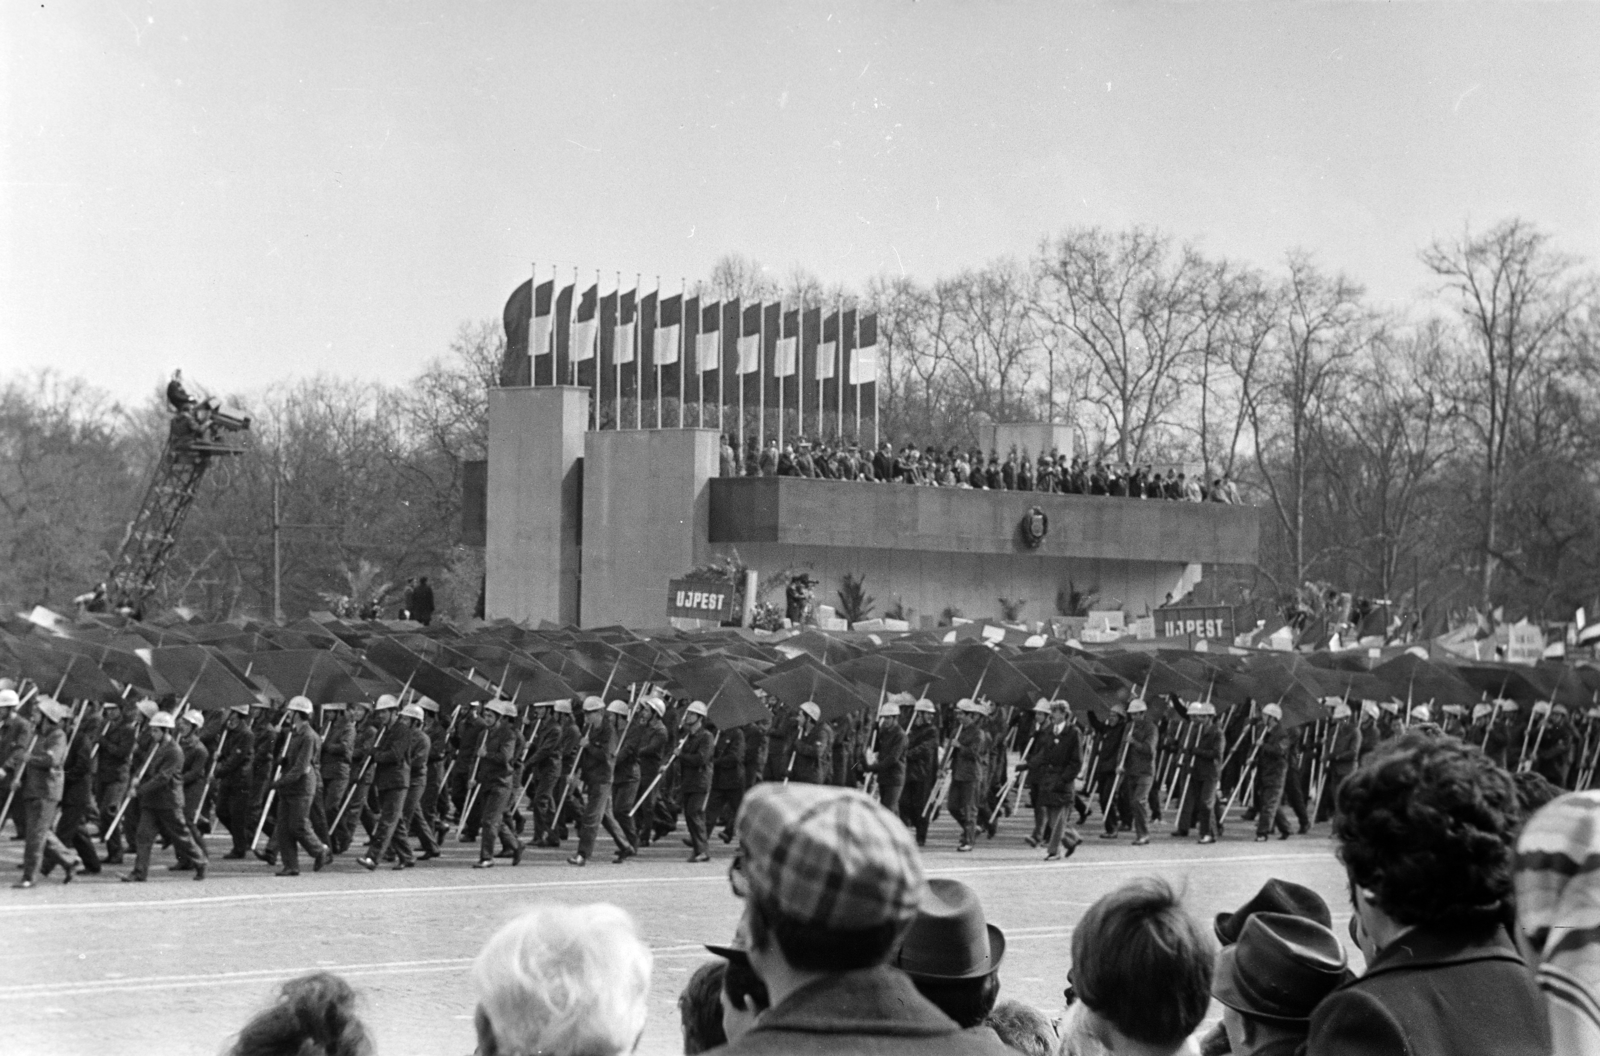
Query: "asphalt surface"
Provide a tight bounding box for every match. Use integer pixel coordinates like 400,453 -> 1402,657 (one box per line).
1,813 -> 1352,1056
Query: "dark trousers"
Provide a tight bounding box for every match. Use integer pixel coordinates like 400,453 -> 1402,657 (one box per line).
1316,763 -> 1351,822
132,803 -> 204,879
634,766 -> 662,844
364,787 -> 407,861
96,775 -> 129,859
532,768 -> 560,842
314,772 -> 348,847
22,797 -> 78,880
612,778 -> 640,848
1094,772 -> 1121,833
900,777 -> 932,844
335,778 -> 373,853
947,779 -> 977,846
1178,771 -> 1219,838
878,777 -> 903,818
478,784 -> 521,861
1122,774 -> 1153,838
705,785 -> 744,838
55,790 -> 100,872
1284,763 -> 1310,828
219,782 -> 255,855
1254,765 -> 1291,837
1043,804 -> 1079,855
276,793 -> 324,872
576,782 -> 617,859
681,783 -> 710,856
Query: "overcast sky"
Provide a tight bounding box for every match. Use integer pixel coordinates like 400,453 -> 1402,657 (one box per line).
4,2 -> 1597,406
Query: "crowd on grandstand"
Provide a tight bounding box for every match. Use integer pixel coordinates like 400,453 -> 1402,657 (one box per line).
220,734 -> 1591,1056
719,435 -> 1245,502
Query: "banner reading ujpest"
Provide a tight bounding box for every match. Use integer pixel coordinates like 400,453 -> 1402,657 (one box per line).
1156,605 -> 1237,642
667,578 -> 739,622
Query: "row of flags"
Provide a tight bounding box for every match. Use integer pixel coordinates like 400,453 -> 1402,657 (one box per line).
519,279 -> 881,386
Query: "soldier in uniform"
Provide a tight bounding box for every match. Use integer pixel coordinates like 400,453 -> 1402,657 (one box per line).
313,700 -> 357,849
249,699 -> 283,864
333,697 -> 383,854
864,701 -> 907,815
547,699 -> 584,845
704,719 -> 746,843
741,716 -> 768,792
899,698 -> 940,845
1114,699 -> 1157,846
1174,701 -> 1223,843
1316,702 -> 1360,823
1020,698 -> 1053,846
9,698 -> 83,888
784,701 -> 831,783
567,697 -> 624,867
177,711 -> 211,865
356,697 -> 410,871
1088,705 -> 1129,836
1252,703 -> 1293,841
269,696 -> 329,876
472,699 -> 526,869
56,699 -> 101,874
631,697 -> 669,847
521,699 -> 558,844
1029,700 -> 1082,860
947,699 -> 991,852
215,705 -> 256,858
1534,703 -> 1576,788
389,703 -> 436,868
450,701 -> 491,840
418,699 -> 448,849
122,711 -> 207,882
95,698 -> 139,864
829,715 -> 855,788
677,700 -> 714,862
609,700 -> 644,859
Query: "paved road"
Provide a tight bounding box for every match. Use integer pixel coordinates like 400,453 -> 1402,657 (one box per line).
2,816 -> 1351,1056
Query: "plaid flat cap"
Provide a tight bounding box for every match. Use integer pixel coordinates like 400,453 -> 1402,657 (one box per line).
736,783 -> 925,932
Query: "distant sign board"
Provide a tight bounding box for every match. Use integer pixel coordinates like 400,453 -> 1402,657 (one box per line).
667,578 -> 738,622
1156,605 -> 1236,642
1504,621 -> 1545,666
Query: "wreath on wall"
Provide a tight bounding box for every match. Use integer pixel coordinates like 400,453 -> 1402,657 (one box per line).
1020,506 -> 1049,549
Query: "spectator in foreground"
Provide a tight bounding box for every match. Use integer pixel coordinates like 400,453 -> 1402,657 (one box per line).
719,782 -> 1013,1055
892,878 -> 1005,1031
1516,790 -> 1600,1053
678,959 -> 728,1054
1307,733 -> 1549,1056
226,972 -> 373,1056
1057,877 -> 1214,1056
706,930 -> 771,1045
470,902 -> 652,1056
985,1000 -> 1057,1056
1211,912 -> 1347,1056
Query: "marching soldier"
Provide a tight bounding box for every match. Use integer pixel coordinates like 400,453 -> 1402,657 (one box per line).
271,696 -> 329,876
419,699 -> 448,849
705,720 -> 745,843
864,701 -> 907,815
1253,703 -> 1293,842
948,699 -> 991,852
249,699 -> 282,864
1315,702 -> 1360,823
1117,699 -> 1157,846
1535,704 -> 1576,789
678,700 -> 714,863
632,697 -> 669,847
9,698 -> 82,888
122,711 -> 207,882
786,701 -> 831,784
389,703 -> 436,868
1175,701 -> 1223,844
336,696 -> 391,854
215,705 -> 256,858
473,699 -> 525,869
356,696 -> 410,872
528,700 -> 564,845
313,701 -> 357,848
1089,705 -> 1129,837
610,701 -> 644,860
899,698 -> 940,845
57,699 -> 101,874
1022,698 -> 1053,846
450,701 -> 491,840
741,716 -> 768,792
567,697 -> 621,867
177,711 -> 210,865
95,698 -> 139,864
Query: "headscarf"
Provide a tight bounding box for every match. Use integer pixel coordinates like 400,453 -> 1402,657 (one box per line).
1515,790 -> 1600,1054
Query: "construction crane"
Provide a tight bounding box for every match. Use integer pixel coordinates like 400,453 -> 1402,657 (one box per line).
94,382 -> 252,618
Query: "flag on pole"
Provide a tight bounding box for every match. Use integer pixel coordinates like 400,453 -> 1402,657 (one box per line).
851,312 -> 879,384
816,310 -> 837,380
697,300 -> 722,373
655,294 -> 681,365
738,303 -> 762,374
615,289 -> 636,365
530,279 -> 555,369
573,284 -> 598,362
774,317 -> 798,378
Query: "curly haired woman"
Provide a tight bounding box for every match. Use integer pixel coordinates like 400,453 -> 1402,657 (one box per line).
1306,733 -> 1550,1056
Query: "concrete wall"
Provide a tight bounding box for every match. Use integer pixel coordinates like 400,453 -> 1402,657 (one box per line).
709,477 -> 1259,566
581,428 -> 720,628
485,387 -> 587,625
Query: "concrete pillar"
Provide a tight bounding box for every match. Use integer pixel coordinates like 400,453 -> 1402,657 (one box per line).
581,429 -> 720,628
485,386 -> 587,625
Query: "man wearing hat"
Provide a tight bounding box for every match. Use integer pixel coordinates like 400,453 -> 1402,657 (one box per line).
894,878 -> 1007,1030
473,699 -> 526,869
95,697 -> 140,864
449,702 -> 492,841
565,697 -> 618,867
389,702 -> 437,868
1121,699 -> 1158,846
1026,700 -> 1082,860
679,700 -> 715,863
718,783 -> 1013,1056
55,697 -> 102,875
248,699 -> 285,863
1315,703 -> 1360,825
271,696 -> 330,876
356,695 -> 412,872
864,701 -> 907,816
9,698 -> 83,888
123,710 -> 207,882
632,696 -> 670,848
525,700 -> 563,846
1252,704 -> 1293,842
899,699 -> 940,845
948,700 -> 992,853
177,710 -> 211,864
1213,913 -> 1349,1055
1175,701 -> 1224,844
215,704 -> 257,858
315,701 -> 358,850
786,702 -> 832,785
610,700 -> 646,857
1021,699 -> 1055,846
418,699 -> 449,847
1089,705 -> 1129,837
1535,704 -> 1576,789
706,713 -> 747,847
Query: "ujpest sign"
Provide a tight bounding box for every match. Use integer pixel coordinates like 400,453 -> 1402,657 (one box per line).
668,578 -> 738,622
1156,605 -> 1236,642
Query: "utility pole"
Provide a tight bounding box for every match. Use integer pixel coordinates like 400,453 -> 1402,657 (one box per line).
271,456 -> 338,626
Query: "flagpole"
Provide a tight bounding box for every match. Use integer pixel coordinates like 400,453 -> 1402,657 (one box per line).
635,273 -> 643,430
529,262 -> 538,386
593,268 -> 601,428
853,304 -> 862,442
738,304 -> 745,463
797,292 -> 805,443
696,282 -> 705,428
873,318 -> 880,448
757,301 -> 765,456
570,265 -> 579,387
776,299 -> 784,450
835,294 -> 843,443
614,270 -> 622,430
655,276 -> 662,429
679,277 -> 686,429
719,300 -> 726,437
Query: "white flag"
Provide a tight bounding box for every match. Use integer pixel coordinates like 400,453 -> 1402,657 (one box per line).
530,314 -> 553,359
774,336 -> 797,378
572,319 -> 597,362
654,324 -> 680,365
696,332 -> 721,373
816,340 -> 836,380
850,343 -> 878,384
737,333 -> 761,375
614,321 -> 636,365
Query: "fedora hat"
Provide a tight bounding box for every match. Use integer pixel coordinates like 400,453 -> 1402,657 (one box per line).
1212,912 -> 1347,1024
1214,878 -> 1332,946
893,878 -> 1005,980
